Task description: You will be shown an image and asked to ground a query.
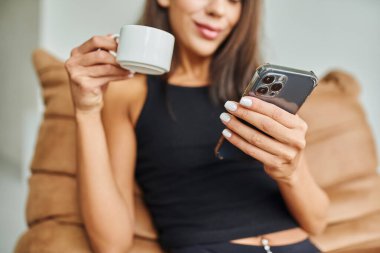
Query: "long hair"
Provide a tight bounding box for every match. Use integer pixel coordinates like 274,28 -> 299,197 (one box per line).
138,0 -> 262,108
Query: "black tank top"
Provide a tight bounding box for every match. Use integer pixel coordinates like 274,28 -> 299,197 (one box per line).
135,75 -> 298,250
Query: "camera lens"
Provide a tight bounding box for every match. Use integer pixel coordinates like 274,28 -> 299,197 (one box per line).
262,75 -> 275,84
256,86 -> 268,95
271,83 -> 283,92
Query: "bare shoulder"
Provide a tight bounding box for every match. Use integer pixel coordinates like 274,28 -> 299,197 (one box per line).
103,74 -> 148,126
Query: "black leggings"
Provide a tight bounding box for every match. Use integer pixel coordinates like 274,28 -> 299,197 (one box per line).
169,238 -> 320,253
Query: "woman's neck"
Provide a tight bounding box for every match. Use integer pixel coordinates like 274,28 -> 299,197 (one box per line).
168,44 -> 211,87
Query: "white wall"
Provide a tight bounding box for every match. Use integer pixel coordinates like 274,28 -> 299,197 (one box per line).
0,0 -> 39,252
0,0 -> 40,178
40,0 -> 146,60
0,0 -> 379,253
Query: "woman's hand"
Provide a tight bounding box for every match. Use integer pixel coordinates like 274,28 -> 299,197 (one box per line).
64,35 -> 134,114
220,96 -> 308,184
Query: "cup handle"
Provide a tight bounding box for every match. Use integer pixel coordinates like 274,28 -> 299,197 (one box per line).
108,33 -> 119,57
103,33 -> 135,78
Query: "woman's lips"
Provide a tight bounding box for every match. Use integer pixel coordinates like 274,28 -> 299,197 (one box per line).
194,22 -> 222,40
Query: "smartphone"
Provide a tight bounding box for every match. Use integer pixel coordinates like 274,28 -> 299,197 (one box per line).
214,63 -> 318,160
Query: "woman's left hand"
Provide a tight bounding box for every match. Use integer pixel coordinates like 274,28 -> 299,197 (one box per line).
220,96 -> 308,184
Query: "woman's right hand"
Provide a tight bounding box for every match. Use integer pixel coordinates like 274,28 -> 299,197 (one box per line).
64,35 -> 133,114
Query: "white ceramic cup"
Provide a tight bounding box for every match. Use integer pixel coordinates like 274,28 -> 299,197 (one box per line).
112,25 -> 175,75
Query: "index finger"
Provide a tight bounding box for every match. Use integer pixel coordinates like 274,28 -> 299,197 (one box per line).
239,96 -> 302,129
72,35 -> 118,56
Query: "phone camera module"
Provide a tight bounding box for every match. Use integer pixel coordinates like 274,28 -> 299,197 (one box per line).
270,83 -> 283,92
262,75 -> 275,84
256,86 -> 269,95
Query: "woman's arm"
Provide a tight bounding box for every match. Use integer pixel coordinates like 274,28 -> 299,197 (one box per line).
65,35 -> 136,253
276,154 -> 330,235
219,96 -> 330,235
76,109 -> 135,253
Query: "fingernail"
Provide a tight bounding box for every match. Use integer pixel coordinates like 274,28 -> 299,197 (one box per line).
224,101 -> 237,111
220,112 -> 231,122
240,97 -> 252,107
127,71 -> 135,78
222,129 -> 232,138
109,50 -> 117,57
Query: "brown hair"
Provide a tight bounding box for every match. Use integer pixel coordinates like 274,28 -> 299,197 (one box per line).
138,0 -> 262,107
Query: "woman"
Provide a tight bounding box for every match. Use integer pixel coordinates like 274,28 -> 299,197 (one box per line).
64,0 -> 329,252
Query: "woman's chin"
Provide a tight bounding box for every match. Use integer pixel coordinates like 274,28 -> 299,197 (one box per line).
190,44 -> 219,58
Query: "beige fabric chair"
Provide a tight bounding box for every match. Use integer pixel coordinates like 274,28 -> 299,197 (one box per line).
14,49 -> 380,253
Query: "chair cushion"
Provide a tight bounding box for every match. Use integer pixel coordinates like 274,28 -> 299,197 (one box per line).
325,175 -> 380,224
15,221 -> 92,253
31,118 -> 77,175
26,173 -> 81,226
16,48 -> 164,253
14,49 -> 380,253
311,211 -> 380,252
298,71 -> 378,188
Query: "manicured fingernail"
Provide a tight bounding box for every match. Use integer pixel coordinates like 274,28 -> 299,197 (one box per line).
127,71 -> 135,78
220,112 -> 231,122
224,101 -> 237,111
109,50 -> 117,57
240,97 -> 252,107
222,129 -> 232,138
